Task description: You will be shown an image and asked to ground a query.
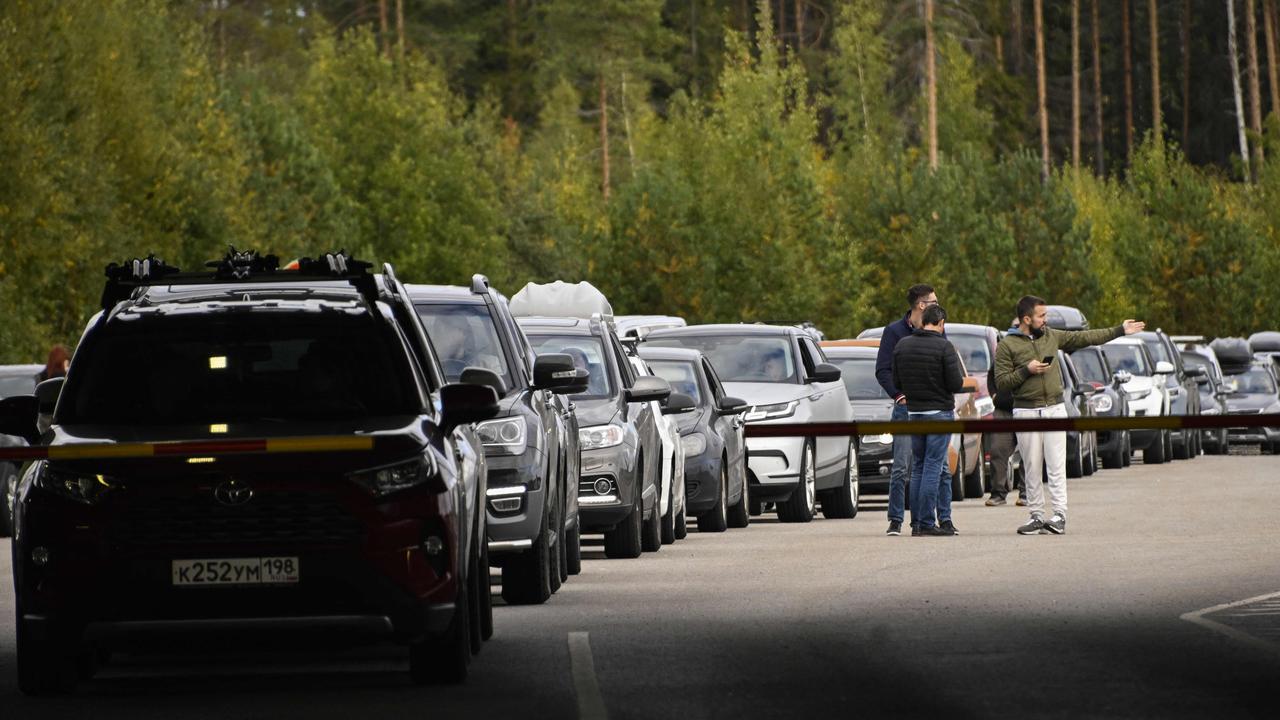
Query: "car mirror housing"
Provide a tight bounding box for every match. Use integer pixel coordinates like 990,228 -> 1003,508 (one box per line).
440,383 -> 500,431
460,367 -> 507,398
717,396 -> 750,415
1184,366 -> 1206,378
533,353 -> 586,393
0,395 -> 40,446
625,375 -> 671,403
1113,370 -> 1133,385
660,392 -> 697,415
1154,361 -> 1175,375
807,362 -> 841,384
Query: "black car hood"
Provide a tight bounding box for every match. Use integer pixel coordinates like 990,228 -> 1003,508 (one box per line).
572,398 -> 620,428
676,407 -> 710,434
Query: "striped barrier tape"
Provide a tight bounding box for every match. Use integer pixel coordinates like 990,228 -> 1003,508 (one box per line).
743,413 -> 1280,439
0,435 -> 376,463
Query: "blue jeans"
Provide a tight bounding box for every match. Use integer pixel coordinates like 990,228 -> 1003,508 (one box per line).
889,404 -> 952,525
908,411 -> 954,529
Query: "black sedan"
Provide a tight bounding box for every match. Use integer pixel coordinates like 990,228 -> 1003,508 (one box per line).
818,345 -> 895,493
637,346 -> 751,531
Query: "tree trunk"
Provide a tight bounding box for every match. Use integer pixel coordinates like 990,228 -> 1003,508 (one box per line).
1149,0 -> 1162,147
379,0 -> 389,58
795,0 -> 805,50
1246,0 -> 1265,168
507,0 -> 519,112
217,0 -> 227,85
395,0 -> 406,67
927,0 -> 939,170
1072,0 -> 1081,169
1123,0 -> 1135,159
776,0 -> 786,47
1266,0 -> 1280,118
1035,0 -> 1050,179
600,75 -> 611,200
1182,0 -> 1192,149
740,0 -> 750,33
1092,0 -> 1105,174
1228,0 -> 1252,175
1011,0 -> 1023,76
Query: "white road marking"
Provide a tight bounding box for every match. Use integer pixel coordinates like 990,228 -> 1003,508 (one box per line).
569,631 -> 609,720
1180,590 -> 1280,657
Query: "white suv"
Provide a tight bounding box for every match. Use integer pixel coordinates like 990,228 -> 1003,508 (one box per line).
1103,337 -> 1174,464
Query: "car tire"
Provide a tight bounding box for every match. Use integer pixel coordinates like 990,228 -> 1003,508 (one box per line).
469,538 -> 485,654
478,540 -> 494,642
16,614 -> 78,696
501,507 -> 553,605
0,463 -> 17,538
820,442 -> 859,520
777,441 -> 816,523
1164,429 -> 1175,462
1173,430 -> 1191,460
674,504 -> 688,540
604,480 -> 643,559
727,460 -> 751,528
1123,432 -> 1133,466
660,463 -> 678,545
565,523 -> 582,575
410,584 -> 470,685
748,499 -> 763,517
1067,438 -> 1084,478
1218,429 -> 1229,454
1143,430 -> 1167,464
963,442 -> 987,498
697,462 -> 729,532
641,500 -> 662,553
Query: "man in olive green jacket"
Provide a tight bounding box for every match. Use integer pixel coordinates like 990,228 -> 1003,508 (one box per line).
994,295 -> 1145,535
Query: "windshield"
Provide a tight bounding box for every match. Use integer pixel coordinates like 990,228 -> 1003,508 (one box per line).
830,358 -> 888,400
0,373 -> 37,399
1226,368 -> 1277,395
645,335 -> 799,384
1141,337 -> 1173,364
528,335 -> 613,400
1071,350 -> 1108,384
1102,344 -> 1151,376
949,334 -> 991,373
415,303 -> 512,388
60,317 -> 418,425
648,360 -> 704,406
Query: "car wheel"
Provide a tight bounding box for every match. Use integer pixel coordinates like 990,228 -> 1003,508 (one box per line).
0,463 -> 17,538
641,456 -> 663,553
777,441 -> 816,523
501,504 -> 553,605
478,539 -> 494,641
727,459 -> 751,528
963,442 -> 987,498
1143,430 -> 1167,464
604,479 -> 643,559
565,523 -> 582,575
469,535 -> 485,654
660,462 -> 678,545
1123,432 -> 1133,466
674,503 -> 688,540
820,442 -> 859,519
1067,437 -> 1084,478
16,613 -> 78,696
1218,429 -> 1229,454
410,583 -> 470,685
748,498 -> 763,517
1164,429 -> 1175,462
697,462 -> 729,532
1173,430 -> 1191,460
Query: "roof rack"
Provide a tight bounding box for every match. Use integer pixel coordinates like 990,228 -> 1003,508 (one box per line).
100,247 -> 378,315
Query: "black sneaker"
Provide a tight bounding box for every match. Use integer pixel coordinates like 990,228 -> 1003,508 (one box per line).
886,520 -> 902,536
985,495 -> 1006,506
939,519 -> 960,535
1045,514 -> 1066,534
910,525 -> 921,537
1017,516 -> 1047,535
917,524 -> 956,536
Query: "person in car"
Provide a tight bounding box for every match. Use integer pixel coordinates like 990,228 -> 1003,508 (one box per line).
762,349 -> 788,381
891,304 -> 965,537
995,295 -> 1144,536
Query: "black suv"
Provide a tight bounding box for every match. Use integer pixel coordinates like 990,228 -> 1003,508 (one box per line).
1069,346 -> 1132,468
408,277 -> 586,605
1134,330 -> 1204,459
0,252 -> 500,694
514,315 -> 670,559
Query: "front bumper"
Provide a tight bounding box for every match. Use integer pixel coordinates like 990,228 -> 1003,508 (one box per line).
576,444 -> 638,532
683,453 -> 723,515
855,440 -> 894,493
483,452 -> 548,555
1227,421 -> 1280,444
744,435 -> 804,503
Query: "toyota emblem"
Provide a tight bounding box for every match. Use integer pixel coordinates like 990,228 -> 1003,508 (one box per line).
213,480 -> 254,506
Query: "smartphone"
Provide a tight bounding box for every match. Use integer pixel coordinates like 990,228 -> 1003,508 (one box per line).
1041,356 -> 1054,365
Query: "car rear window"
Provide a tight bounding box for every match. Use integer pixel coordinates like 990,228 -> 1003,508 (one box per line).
1103,344 -> 1151,376
415,303 -> 512,388
829,358 -> 888,400
647,360 -> 704,406
527,335 -> 614,400
645,335 -> 799,384
60,317 -> 418,424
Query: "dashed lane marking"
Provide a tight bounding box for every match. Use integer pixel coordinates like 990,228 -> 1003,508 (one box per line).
569,632 -> 609,720
1180,590 -> 1280,657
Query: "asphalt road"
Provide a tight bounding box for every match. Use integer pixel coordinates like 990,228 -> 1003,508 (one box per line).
2,449 -> 1279,719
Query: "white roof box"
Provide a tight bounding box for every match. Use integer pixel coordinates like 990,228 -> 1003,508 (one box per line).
509,281 -> 614,322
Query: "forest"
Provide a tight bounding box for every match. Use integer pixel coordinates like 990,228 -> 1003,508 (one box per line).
2,0 -> 1280,363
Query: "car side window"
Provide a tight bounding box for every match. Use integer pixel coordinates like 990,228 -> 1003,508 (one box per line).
802,338 -> 826,365
609,334 -> 635,388
796,336 -> 816,375
702,358 -> 724,400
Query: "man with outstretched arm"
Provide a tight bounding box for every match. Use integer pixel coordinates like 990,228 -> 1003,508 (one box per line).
994,295 -> 1145,535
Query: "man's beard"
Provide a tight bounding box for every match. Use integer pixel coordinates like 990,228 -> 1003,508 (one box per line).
1029,325 -> 1045,340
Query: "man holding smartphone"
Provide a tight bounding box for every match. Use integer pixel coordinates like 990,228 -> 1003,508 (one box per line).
994,295 -> 1145,535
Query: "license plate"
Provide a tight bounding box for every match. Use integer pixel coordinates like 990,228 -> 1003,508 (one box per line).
172,557 -> 299,586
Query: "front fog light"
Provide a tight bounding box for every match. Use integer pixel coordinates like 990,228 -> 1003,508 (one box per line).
32,547 -> 50,566
593,478 -> 612,495
490,497 -> 522,513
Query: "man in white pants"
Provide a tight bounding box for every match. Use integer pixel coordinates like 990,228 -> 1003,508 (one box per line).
993,296 -> 1145,535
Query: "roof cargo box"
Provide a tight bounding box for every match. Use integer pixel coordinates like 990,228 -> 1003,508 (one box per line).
1211,337 -> 1253,374
1248,331 -> 1280,353
509,281 -> 613,322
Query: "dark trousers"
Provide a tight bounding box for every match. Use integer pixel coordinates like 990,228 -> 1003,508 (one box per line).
986,408 -> 1016,499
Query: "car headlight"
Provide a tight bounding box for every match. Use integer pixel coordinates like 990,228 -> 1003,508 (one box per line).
580,424 -> 625,450
860,433 -> 894,445
349,456 -> 441,498
1127,388 -> 1152,401
744,400 -> 799,422
680,433 -> 707,457
1089,394 -> 1113,413
475,417 -> 528,454
36,464 -> 116,505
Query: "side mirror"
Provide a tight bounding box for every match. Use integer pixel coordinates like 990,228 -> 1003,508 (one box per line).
625,375 -> 671,403
1072,385 -> 1097,398
717,396 -> 750,415
460,367 -> 507,398
439,382 -> 500,432
660,392 -> 696,415
0,395 -> 40,446
1113,370 -> 1133,385
35,377 -> 64,435
532,353 -> 585,393
1154,361 -> 1175,375
807,362 -> 842,384
1185,366 -> 1206,378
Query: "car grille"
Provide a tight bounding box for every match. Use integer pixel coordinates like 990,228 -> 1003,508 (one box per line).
115,491 -> 363,549
1228,408 -> 1263,415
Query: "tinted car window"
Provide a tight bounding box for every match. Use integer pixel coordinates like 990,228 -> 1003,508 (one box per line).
950,333 -> 991,373
1141,337 -> 1174,365
1226,368 -> 1277,394
830,358 -> 888,400
529,335 -> 614,400
648,360 -> 703,406
1103,345 -> 1151,376
1072,349 -> 1108,384
61,318 -> 418,424
646,335 -> 798,384
416,303 -> 512,386
1181,353 -> 1217,381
